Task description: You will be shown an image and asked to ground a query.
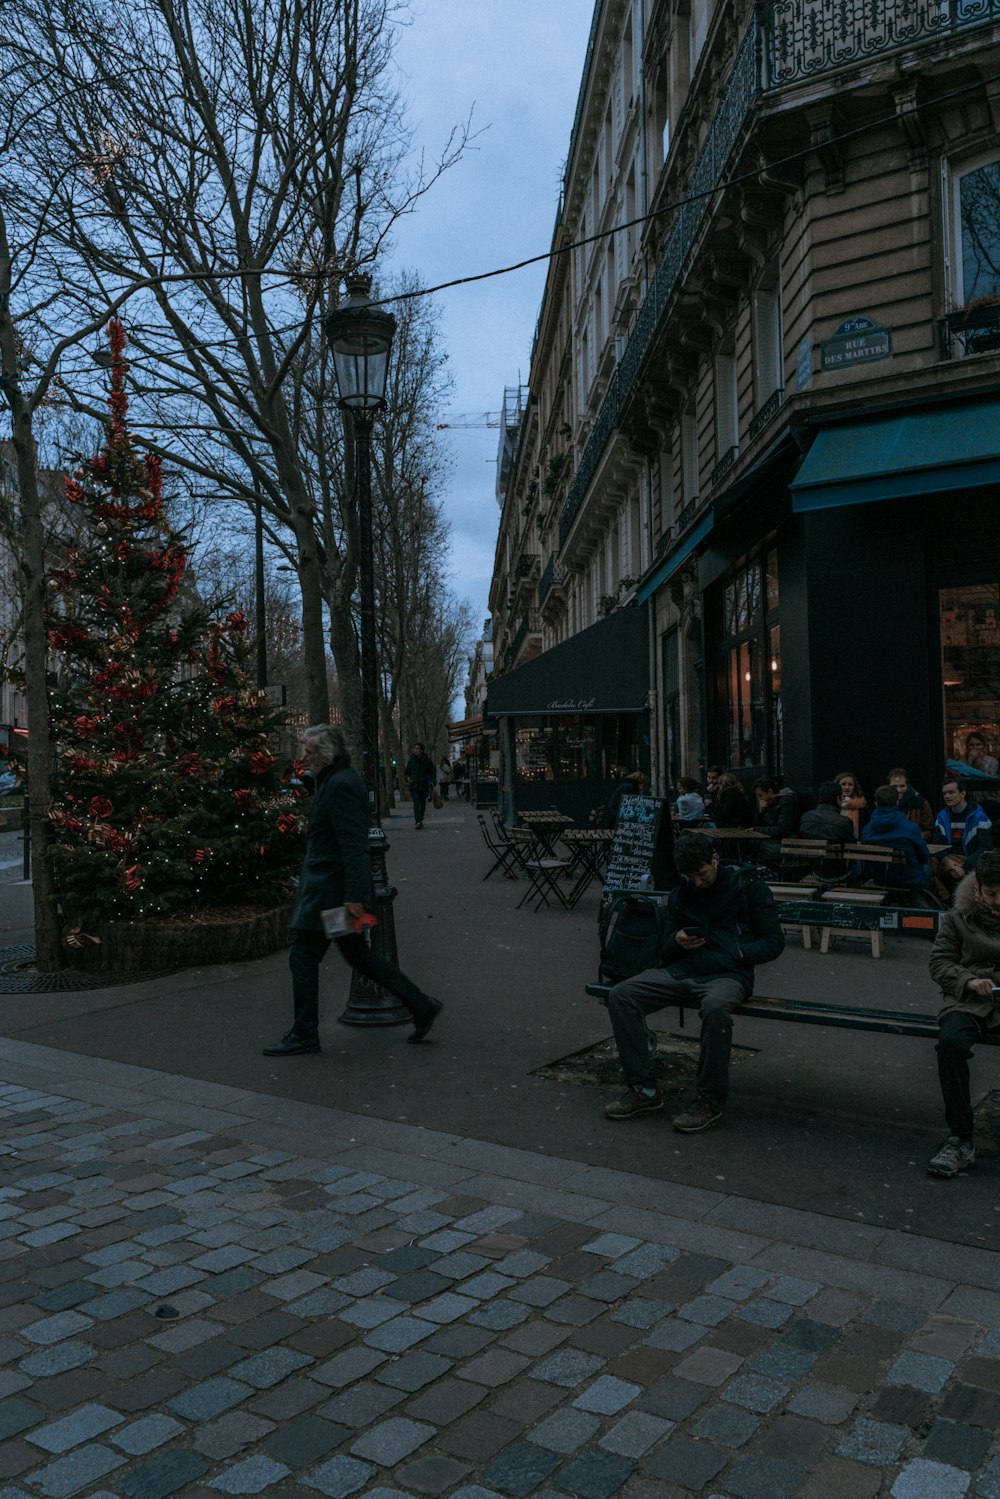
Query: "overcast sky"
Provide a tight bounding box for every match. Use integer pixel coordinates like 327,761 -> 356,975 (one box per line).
387,3 -> 595,636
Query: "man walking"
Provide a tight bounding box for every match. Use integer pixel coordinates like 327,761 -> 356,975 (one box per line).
603,832 -> 784,1131
404,741 -> 436,829
263,725 -> 442,1055
926,848 -> 1000,1177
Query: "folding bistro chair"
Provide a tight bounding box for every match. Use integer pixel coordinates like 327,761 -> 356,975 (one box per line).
509,829 -> 573,911
477,813 -> 519,882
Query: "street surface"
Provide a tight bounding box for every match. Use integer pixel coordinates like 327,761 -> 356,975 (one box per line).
0,806 -> 998,1496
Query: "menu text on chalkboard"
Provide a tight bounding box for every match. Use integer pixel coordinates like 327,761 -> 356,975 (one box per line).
604,795 -> 673,894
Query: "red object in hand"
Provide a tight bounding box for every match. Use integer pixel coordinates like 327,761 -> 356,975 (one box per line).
352,913 -> 378,935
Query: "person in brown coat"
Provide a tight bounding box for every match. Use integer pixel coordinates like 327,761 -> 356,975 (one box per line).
926,849 -> 1000,1177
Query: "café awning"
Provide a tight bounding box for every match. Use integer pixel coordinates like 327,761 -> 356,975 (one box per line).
486,607 -> 648,717
791,399 -> 1000,511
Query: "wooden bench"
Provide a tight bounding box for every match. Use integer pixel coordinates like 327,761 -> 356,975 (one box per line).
766,883 -> 819,950
584,981 -> 1000,1045
819,887 -> 887,958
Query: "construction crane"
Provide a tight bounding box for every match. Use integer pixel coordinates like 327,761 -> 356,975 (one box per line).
436,412 -> 502,430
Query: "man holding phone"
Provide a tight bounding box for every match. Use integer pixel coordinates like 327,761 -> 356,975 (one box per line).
604,832 -> 784,1132
927,848 -> 1000,1177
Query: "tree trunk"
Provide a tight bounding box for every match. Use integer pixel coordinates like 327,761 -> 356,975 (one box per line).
7,403 -> 63,969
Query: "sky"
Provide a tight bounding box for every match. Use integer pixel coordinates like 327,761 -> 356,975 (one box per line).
386,2 -> 596,636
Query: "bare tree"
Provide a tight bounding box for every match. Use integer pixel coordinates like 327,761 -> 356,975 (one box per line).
7,0 -> 467,727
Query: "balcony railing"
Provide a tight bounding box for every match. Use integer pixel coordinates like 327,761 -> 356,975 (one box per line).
711,446 -> 739,487
769,0 -> 1000,87
938,302 -> 1000,359
748,387 -> 784,441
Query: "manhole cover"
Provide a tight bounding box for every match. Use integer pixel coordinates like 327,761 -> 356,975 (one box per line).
533,1031 -> 757,1089
0,945 -> 173,994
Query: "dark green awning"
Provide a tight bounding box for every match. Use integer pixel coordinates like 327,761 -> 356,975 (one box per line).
791,399 -> 1000,511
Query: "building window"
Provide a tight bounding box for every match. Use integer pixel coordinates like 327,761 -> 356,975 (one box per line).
955,157 -> 1000,304
681,410 -> 699,509
714,352 -> 738,464
752,283 -> 783,405
712,546 -> 781,772
939,584 -> 1000,767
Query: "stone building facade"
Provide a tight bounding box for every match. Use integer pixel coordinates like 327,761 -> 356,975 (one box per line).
487,0 -> 1000,813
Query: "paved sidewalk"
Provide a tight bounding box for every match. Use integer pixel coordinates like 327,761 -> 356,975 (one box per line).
1,1038 -> 1000,1499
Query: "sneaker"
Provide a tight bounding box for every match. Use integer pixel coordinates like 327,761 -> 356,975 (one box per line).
672,1100 -> 722,1133
604,1087 -> 663,1120
927,1136 -> 975,1178
261,1031 -> 321,1056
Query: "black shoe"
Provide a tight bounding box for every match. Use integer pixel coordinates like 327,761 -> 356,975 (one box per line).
408,997 -> 442,1043
262,1031 -> 320,1056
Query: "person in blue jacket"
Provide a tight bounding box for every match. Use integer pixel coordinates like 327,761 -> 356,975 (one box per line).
860,784 -> 932,888
934,777 -> 994,894
263,725 -> 442,1055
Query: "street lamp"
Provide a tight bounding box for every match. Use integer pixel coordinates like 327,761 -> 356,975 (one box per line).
323,273 -> 405,1027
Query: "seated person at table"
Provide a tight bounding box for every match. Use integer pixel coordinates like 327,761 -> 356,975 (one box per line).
603,768 -> 650,828
887,766 -> 933,840
753,776 -> 797,862
962,732 -> 999,777
859,784 -> 931,889
926,848 -> 1000,1178
712,772 -> 752,829
833,771 -> 868,836
603,833 -> 784,1132
799,780 -> 854,842
934,778 -> 994,892
675,776 -> 707,822
703,766 -> 723,819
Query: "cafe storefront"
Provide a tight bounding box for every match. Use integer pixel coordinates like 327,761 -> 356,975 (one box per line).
485,608 -> 650,825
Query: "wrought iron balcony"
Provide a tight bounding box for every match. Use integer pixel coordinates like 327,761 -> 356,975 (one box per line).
711,446 -> 739,487
769,0 -> 1000,88
939,302 -> 1000,359
748,387 -> 784,441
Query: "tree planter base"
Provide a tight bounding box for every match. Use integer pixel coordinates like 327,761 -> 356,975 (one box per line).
68,900 -> 294,973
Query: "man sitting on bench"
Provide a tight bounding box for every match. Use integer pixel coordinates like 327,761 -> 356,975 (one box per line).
603,833 -> 785,1133
859,784 -> 932,889
927,848 -> 1000,1178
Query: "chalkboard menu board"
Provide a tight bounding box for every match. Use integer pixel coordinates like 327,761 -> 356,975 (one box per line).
604,795 -> 673,894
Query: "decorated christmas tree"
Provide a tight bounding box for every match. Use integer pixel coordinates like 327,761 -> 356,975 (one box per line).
45,320 -> 304,950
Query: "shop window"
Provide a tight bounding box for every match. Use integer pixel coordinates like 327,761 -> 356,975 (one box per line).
515,724 -> 553,783
713,547 -> 780,772
939,583 -> 1000,766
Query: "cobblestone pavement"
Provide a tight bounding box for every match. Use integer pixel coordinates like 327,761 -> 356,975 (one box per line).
1,1043 -> 1000,1499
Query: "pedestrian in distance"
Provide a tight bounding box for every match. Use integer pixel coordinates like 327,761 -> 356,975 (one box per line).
404,741 -> 437,828
926,848 -> 1000,1177
603,832 -> 784,1132
262,725 -> 442,1056
437,755 -> 452,801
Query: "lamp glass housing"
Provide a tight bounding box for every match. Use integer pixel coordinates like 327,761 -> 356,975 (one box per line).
324,284 -> 396,413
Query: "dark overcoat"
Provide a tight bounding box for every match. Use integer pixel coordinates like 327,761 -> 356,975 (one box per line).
290,765 -> 375,932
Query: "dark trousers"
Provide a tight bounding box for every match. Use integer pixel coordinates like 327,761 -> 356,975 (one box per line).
607,969 -> 746,1108
289,929 -> 427,1037
936,1010 -> 989,1142
411,787 -> 428,824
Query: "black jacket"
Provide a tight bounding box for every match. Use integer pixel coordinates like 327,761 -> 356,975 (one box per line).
404,752 -> 436,793
713,786 -> 752,828
661,865 -> 784,996
757,787 -> 798,840
290,765 -> 374,931
798,803 -> 855,841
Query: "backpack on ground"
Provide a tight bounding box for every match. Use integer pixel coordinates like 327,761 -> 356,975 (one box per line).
598,894 -> 666,984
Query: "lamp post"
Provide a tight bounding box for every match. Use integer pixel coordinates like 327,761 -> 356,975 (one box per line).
323,273 -> 406,1026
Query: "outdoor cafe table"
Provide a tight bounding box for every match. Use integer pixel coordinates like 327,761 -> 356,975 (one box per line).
559,828 -> 614,907
519,810 -> 575,855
